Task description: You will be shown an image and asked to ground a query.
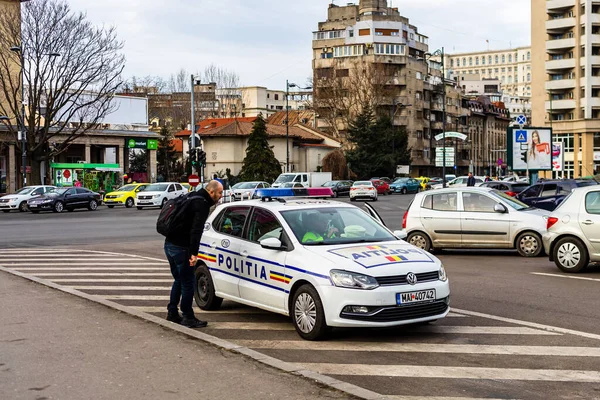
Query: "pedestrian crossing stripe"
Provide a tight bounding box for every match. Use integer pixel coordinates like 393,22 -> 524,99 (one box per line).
198,252 -> 217,263
385,255 -> 408,262
269,271 -> 292,284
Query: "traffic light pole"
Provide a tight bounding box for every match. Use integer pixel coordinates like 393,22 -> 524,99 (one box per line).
190,74 -> 196,176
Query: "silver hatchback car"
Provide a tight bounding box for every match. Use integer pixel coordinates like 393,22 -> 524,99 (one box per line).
543,186 -> 600,272
403,187 -> 549,257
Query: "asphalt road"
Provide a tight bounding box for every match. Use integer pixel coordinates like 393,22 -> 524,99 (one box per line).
1,194 -> 600,399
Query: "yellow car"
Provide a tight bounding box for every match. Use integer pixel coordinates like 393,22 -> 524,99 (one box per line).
415,177 -> 430,190
180,183 -> 194,192
104,183 -> 149,208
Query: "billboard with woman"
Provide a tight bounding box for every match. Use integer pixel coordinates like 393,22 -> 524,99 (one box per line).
511,128 -> 552,171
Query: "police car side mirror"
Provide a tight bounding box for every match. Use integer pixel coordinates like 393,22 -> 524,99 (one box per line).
393,230 -> 407,240
260,237 -> 286,251
494,203 -> 507,214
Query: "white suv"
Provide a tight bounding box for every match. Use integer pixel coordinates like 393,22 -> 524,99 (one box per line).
403,187 -> 549,257
0,185 -> 56,212
135,182 -> 187,210
543,186 -> 600,272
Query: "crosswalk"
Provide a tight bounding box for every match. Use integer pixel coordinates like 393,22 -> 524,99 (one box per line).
1,248 -> 599,400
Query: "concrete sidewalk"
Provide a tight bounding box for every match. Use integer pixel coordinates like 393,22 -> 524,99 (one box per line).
0,272 -> 349,400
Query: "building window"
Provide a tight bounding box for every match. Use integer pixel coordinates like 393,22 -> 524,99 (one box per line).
502,55 -> 506,63
482,57 -> 486,65
469,57 -> 473,66
527,73 -> 531,81
463,57 -> 466,65
475,57 -> 479,65
594,133 -> 600,151
450,59 -> 454,67
349,30 -> 354,37
274,94 -> 279,100
527,51 -> 531,60
495,55 -> 499,63
509,54 -> 512,63
488,55 -> 492,64
456,58 -> 460,67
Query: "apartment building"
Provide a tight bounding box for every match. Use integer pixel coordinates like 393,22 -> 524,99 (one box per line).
311,0 -> 470,176
532,0 -> 600,178
218,87 -> 312,118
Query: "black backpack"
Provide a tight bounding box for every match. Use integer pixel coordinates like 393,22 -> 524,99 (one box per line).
156,193 -> 197,237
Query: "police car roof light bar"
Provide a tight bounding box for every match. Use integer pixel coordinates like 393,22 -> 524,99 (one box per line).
256,187 -> 334,202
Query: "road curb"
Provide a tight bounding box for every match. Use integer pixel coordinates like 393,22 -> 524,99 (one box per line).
0,266 -> 386,400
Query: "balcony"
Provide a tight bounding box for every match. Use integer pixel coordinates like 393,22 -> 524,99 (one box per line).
546,79 -> 577,90
431,121 -> 443,130
546,17 -> 576,31
546,58 -> 576,70
582,76 -> 600,86
546,38 -> 576,51
546,0 -> 575,11
545,99 -> 576,110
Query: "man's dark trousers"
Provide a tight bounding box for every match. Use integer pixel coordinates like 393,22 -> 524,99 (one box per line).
164,241 -> 195,318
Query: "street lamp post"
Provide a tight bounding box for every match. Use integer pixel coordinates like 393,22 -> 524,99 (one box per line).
425,48 -> 446,187
190,75 -> 201,179
285,81 -> 312,173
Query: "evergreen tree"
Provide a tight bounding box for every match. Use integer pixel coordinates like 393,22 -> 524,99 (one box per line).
239,114 -> 282,182
345,108 -> 411,179
129,150 -> 148,173
157,127 -> 178,181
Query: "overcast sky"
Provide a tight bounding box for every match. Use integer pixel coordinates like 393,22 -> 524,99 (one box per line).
67,0 -> 530,91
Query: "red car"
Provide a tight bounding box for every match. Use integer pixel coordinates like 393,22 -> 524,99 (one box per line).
370,179 -> 390,195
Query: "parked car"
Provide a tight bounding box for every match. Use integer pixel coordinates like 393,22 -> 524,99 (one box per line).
0,185 -> 55,212
135,182 -> 187,210
517,179 -> 598,211
103,183 -> 149,208
180,183 -> 194,192
27,187 -> 101,213
370,179 -> 390,195
403,187 -> 549,257
350,180 -> 378,201
415,177 -> 430,191
479,181 -> 530,197
321,180 -> 353,198
232,181 -> 271,201
543,186 -> 600,272
373,177 -> 392,185
390,177 -> 421,194
430,176 -> 484,190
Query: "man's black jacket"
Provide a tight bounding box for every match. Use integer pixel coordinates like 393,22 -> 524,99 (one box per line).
165,188 -> 215,256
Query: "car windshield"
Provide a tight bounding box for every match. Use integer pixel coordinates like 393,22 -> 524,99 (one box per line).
145,184 -> 169,192
354,181 -> 372,186
231,183 -> 243,189
48,188 -> 69,195
489,190 -> 529,210
15,187 -> 35,195
577,180 -> 598,187
116,185 -> 138,192
393,178 -> 408,183
274,174 -> 296,183
281,207 -> 396,246
238,182 -> 258,189
322,181 -> 336,187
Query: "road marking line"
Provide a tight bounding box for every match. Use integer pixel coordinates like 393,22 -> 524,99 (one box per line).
70,286 -> 170,291
0,248 -> 166,262
233,340 -> 600,357
385,397 -> 519,400
208,322 -> 295,331
446,312 -> 467,317
532,272 -> 600,283
452,307 -> 600,341
131,306 -> 270,314
9,265 -> 167,268
0,258 -> 166,262
410,326 -> 560,335
103,295 -> 171,300
32,273 -> 172,277
52,279 -> 173,283
295,363 -> 600,382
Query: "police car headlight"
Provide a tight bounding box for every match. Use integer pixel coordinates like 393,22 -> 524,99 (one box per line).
439,265 -> 448,282
330,270 -> 379,290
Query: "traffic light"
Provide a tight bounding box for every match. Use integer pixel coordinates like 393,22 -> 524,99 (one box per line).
519,150 -> 528,164
198,150 -> 207,166
189,148 -> 197,166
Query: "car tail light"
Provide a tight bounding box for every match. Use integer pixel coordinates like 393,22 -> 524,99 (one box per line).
350,187 -> 357,191
402,210 -> 408,229
547,217 -> 559,229
505,191 -> 517,197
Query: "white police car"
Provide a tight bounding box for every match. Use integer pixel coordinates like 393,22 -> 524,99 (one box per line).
194,188 -> 450,340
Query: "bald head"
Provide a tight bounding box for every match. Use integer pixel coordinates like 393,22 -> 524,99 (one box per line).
205,180 -> 223,203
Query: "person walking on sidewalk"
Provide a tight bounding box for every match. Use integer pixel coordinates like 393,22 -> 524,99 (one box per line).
466,172 -> 476,187
164,180 -> 223,328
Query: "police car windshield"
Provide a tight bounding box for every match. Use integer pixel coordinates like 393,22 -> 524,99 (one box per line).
281,207 -> 396,245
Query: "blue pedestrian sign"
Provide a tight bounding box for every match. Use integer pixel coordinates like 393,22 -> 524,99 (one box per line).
516,115 -> 527,126
515,130 -> 527,143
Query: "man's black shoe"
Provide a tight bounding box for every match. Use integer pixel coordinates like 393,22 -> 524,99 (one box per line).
166,311 -> 182,324
181,317 -> 208,328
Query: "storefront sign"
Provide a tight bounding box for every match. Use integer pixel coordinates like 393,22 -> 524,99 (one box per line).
127,138 -> 158,150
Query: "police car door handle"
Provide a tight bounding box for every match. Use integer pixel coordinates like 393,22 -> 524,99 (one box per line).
582,220 -> 594,225
210,242 -> 217,248
240,250 -> 248,257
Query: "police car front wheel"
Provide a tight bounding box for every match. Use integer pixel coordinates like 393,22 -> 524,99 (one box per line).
291,284 -> 328,341
194,265 -> 223,310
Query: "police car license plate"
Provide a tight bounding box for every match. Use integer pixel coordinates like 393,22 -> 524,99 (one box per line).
397,289 -> 435,305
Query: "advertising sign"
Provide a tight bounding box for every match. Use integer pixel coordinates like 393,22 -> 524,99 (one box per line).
127,138 -> 159,150
55,169 -> 74,186
552,142 -> 564,172
510,128 -> 552,171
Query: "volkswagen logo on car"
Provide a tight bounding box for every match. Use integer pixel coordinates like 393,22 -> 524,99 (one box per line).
406,272 -> 418,285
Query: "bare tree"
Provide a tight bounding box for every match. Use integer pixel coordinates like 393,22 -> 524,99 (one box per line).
202,64 -> 241,117
168,68 -> 189,93
0,0 -> 125,184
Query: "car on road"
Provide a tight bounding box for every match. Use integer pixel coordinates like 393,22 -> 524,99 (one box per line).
517,179 -> 598,211
390,177 -> 421,194
415,177 -> 430,191
430,176 -> 484,190
232,181 -> 271,201
322,180 -> 353,198
350,180 -> 378,201
135,182 -> 187,210
403,187 -> 549,257
0,185 -> 55,212
478,181 -> 529,197
193,188 -> 450,340
103,183 -> 149,208
27,187 -> 101,213
543,186 -> 600,272
371,179 -> 390,195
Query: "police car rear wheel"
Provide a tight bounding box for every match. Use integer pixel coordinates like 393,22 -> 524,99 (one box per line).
292,284 -> 328,341
194,265 -> 223,310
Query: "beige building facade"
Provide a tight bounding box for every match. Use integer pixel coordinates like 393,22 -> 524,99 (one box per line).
532,0 -> 600,178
